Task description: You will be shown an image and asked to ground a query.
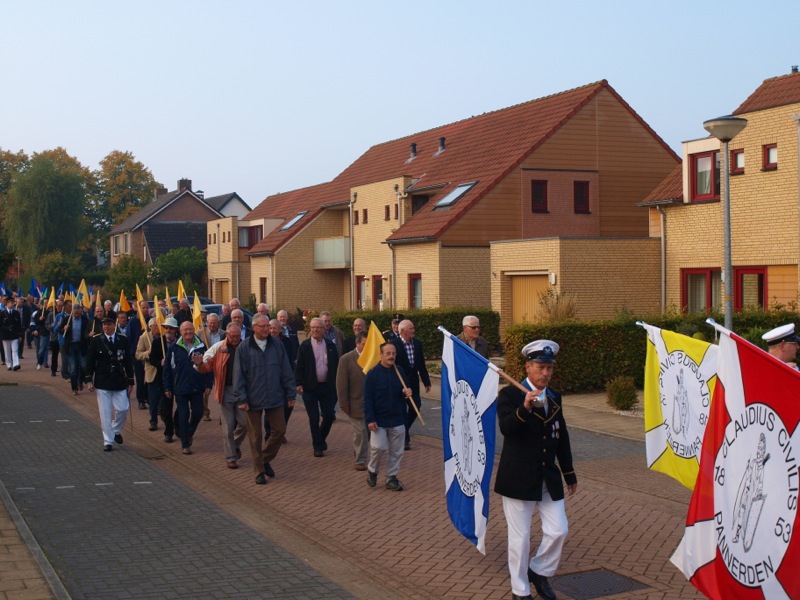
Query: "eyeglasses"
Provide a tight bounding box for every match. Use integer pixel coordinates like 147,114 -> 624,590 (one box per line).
466,325 -> 481,329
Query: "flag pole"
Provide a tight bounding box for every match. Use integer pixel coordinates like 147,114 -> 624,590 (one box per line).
437,326 -> 531,395
393,364 -> 425,426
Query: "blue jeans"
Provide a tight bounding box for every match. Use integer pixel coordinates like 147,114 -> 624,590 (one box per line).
147,380 -> 164,426
65,346 -> 87,391
302,388 -> 337,452
175,392 -> 204,449
34,334 -> 48,366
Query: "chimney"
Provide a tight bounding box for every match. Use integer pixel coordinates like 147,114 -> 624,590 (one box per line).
438,136 -> 446,154
793,65 -> 799,74
196,189 -> 205,199
409,143 -> 417,160
178,178 -> 192,191
154,186 -> 168,199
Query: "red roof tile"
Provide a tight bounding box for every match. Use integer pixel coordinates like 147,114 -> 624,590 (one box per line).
639,164 -> 683,205
733,71 -> 800,115
248,80 -> 672,252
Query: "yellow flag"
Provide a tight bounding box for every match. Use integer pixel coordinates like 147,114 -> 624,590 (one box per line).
177,280 -> 187,303
77,279 -> 91,309
192,291 -> 203,330
165,285 -> 171,307
95,288 -> 102,310
134,284 -> 147,331
357,321 -> 386,374
154,294 -> 165,333
46,287 -> 55,310
119,290 -> 132,313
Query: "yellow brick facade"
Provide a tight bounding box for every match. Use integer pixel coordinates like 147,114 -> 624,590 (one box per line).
491,238 -> 660,329
394,243 -> 441,309
661,101 -> 800,311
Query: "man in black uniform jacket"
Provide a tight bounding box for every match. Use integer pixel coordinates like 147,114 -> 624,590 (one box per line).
494,339 -> 577,600
85,316 -> 134,452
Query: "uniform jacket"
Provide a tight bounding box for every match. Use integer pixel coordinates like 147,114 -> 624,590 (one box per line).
295,337 -> 339,392
0,308 -> 22,341
85,333 -> 135,391
233,334 -> 295,410
163,336 -> 212,395
391,337 -> 431,401
196,338 -> 240,403
456,332 -> 490,359
494,383 -> 577,502
335,348 -> 366,418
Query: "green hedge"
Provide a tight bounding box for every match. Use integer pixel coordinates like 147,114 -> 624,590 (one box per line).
503,309 -> 799,394
330,307 -> 500,359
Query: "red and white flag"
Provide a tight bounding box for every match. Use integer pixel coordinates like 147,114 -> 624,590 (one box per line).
671,322 -> 800,599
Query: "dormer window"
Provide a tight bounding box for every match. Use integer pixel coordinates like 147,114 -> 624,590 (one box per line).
280,211 -> 308,231
690,151 -> 720,202
434,182 -> 477,209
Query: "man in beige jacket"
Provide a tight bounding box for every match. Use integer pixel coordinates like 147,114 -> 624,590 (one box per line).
335,330 -> 368,470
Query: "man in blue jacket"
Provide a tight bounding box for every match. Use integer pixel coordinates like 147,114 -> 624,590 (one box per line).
233,314 -> 296,485
163,321 -> 212,454
364,342 -> 412,492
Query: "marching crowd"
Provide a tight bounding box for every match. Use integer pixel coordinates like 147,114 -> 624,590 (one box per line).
1,291 -> 578,600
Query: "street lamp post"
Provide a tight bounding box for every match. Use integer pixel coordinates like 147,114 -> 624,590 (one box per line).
703,115 -> 748,330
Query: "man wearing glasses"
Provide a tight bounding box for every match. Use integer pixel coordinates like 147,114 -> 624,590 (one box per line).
762,324 -> 800,370
457,315 -> 490,359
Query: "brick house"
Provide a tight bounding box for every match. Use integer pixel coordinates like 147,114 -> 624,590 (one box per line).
641,70 -> 800,315
109,179 -> 250,268
208,81 -> 678,318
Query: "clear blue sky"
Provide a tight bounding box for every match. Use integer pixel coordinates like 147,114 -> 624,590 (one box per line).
1,1 -> 796,208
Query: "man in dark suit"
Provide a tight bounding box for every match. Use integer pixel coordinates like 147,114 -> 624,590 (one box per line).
494,339 -> 577,600
456,315 -> 490,359
276,310 -> 299,368
391,319 -> 431,450
295,317 -> 339,457
85,316 -> 135,452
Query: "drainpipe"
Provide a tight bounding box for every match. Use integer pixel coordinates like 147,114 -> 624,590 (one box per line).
270,255 -> 275,309
350,192 -> 356,310
794,114 -> 800,300
389,242 -> 396,310
657,205 -> 667,313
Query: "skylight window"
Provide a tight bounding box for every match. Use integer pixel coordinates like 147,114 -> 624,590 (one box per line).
434,182 -> 477,208
280,211 -> 308,231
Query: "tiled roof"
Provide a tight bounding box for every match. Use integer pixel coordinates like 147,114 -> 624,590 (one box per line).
110,190 -> 224,234
204,192 -> 251,213
639,164 -> 683,206
733,71 -> 800,115
247,80 -> 672,252
142,222 -> 208,263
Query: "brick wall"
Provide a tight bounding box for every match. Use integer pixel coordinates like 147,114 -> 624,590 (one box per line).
394,242 -> 441,309
439,247 -> 491,307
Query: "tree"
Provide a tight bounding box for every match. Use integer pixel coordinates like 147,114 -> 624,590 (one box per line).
5,156 -> 84,266
36,250 -> 84,287
0,149 -> 30,274
153,246 -> 207,285
87,150 -> 162,255
105,255 -> 149,298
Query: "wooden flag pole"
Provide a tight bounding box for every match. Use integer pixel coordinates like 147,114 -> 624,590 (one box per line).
393,364 -> 425,426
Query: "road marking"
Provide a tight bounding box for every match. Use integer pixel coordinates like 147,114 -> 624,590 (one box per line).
56,419 -> 70,422
2,421 -> 15,424
29,420 -> 43,423
95,483 -> 113,486
16,487 -> 35,490
133,481 -> 152,485
55,486 -> 75,490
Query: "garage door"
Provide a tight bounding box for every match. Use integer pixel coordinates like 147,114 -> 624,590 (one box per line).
511,275 -> 549,324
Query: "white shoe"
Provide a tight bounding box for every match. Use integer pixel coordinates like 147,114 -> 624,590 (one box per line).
37,364 -> 41,370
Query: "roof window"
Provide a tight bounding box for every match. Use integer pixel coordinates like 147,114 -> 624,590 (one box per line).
280,211 -> 308,231
434,182 -> 477,209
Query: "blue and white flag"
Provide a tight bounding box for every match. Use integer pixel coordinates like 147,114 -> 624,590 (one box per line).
28,277 -> 40,298
440,327 -> 498,554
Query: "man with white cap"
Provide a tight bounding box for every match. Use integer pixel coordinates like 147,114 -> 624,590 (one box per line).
762,324 -> 800,370
494,339 -> 577,600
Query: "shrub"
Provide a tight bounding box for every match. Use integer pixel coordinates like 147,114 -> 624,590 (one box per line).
606,375 -> 638,411
537,288 -> 577,323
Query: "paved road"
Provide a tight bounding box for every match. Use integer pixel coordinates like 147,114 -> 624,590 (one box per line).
0,386 -> 351,600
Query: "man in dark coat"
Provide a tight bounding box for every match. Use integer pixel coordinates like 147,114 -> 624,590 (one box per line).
391,319 -> 431,450
59,304 -> 92,394
494,339 -> 577,600
295,317 -> 339,457
85,316 -> 135,452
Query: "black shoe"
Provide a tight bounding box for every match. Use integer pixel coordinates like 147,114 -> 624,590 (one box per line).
263,463 -> 275,478
148,423 -> 158,431
50,372 -> 56,377
138,402 -> 147,410
114,433 -> 123,444
164,435 -> 174,443
366,471 -> 377,487
404,442 -> 411,451
103,444 -> 113,452
255,473 -> 267,485
12,365 -> 20,371
322,441 -> 328,451
528,570 -> 556,600
385,476 -> 404,492
313,449 -> 324,457
512,595 -> 533,600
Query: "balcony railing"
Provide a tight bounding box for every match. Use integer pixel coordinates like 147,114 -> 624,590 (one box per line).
314,237 -> 351,269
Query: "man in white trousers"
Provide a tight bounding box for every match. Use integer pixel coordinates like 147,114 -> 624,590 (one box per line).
85,316 -> 134,452
493,340 -> 578,600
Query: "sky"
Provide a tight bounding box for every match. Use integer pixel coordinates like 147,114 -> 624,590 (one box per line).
1,1 -> 797,209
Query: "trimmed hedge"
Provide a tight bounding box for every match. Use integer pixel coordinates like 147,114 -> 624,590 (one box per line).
504,309 -> 799,394
330,307 -> 500,359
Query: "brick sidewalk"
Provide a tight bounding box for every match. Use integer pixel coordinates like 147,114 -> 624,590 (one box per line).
1,362 -> 701,599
